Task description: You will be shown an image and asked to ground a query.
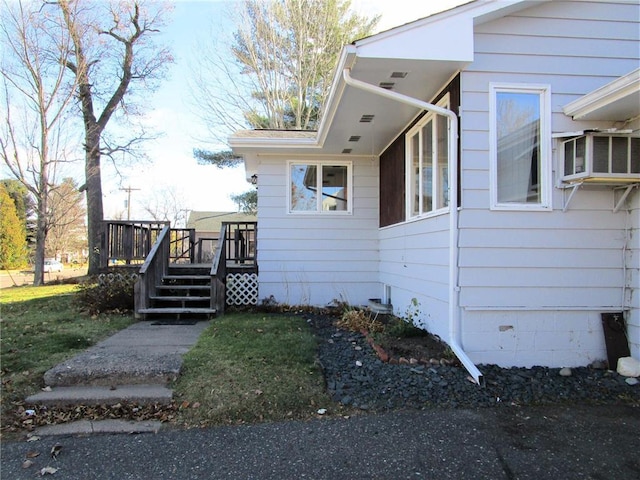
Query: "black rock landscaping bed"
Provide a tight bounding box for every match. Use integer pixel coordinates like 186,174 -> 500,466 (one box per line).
306,314 -> 640,411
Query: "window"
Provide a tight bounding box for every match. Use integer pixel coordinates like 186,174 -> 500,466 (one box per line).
288,161 -> 351,213
406,96 -> 450,218
490,84 -> 551,210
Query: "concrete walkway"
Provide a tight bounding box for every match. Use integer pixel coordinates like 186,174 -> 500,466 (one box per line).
26,321 -> 210,432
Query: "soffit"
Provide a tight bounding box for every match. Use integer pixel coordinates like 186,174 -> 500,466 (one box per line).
231,56 -> 465,159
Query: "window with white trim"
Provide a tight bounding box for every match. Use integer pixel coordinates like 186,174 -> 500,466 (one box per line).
490,84 -> 551,210
406,96 -> 450,218
288,161 -> 351,213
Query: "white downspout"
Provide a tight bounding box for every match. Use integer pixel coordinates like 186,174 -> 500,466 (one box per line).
343,68 -> 483,385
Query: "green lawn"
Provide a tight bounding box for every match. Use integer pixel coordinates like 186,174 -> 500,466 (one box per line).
172,313 -> 336,427
0,284 -> 135,425
1,286 -> 338,432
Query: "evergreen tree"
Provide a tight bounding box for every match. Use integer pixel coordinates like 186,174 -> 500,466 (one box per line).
0,183 -> 27,269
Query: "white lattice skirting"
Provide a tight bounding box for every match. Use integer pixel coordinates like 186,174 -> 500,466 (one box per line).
226,273 -> 258,306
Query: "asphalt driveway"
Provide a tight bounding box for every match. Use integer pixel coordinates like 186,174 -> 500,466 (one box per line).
2,404 -> 638,479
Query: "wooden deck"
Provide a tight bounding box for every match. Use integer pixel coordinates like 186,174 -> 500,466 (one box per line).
100,221 -> 258,318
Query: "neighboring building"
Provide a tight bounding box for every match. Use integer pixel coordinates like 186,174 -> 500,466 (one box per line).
229,0 -> 639,378
186,211 -> 257,263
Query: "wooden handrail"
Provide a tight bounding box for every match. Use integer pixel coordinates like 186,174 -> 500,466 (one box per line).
139,225 -> 170,274
135,225 -> 171,318
210,224 -> 228,314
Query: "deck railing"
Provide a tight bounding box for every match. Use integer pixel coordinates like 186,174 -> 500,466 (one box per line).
222,221 -> 257,267
169,228 -> 196,263
134,225 -> 171,317
101,221 -> 168,267
100,221 -> 196,269
210,221 -> 258,313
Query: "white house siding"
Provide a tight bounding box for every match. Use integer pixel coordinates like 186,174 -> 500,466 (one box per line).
255,156 -> 379,307
378,214 -> 452,342
627,117 -> 640,361
457,1 -> 639,367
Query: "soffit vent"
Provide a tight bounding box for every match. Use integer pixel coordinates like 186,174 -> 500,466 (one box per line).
359,114 -> 375,123
348,135 -> 361,142
390,71 -> 408,78
379,82 -> 395,90
342,148 -> 352,154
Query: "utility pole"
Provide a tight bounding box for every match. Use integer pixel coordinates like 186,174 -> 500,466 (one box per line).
120,186 -> 140,220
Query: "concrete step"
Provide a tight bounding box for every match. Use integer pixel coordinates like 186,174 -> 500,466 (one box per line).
26,384 -> 173,407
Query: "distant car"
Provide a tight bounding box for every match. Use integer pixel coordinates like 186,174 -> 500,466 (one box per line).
43,259 -> 63,273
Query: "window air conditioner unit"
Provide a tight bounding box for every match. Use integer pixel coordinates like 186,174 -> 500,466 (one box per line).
562,134 -> 640,184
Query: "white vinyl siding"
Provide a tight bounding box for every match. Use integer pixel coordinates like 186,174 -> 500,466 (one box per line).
378,215 -> 451,341
256,156 -> 378,306
457,0 -> 639,366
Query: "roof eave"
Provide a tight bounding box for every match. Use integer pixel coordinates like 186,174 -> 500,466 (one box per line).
563,68 -> 640,122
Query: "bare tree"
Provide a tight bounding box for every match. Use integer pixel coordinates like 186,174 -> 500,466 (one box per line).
140,185 -> 188,228
46,177 -> 86,262
55,0 -> 173,275
0,0 -> 79,285
191,0 -> 379,142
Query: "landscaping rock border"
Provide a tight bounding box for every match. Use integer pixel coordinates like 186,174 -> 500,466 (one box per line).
306,314 -> 640,411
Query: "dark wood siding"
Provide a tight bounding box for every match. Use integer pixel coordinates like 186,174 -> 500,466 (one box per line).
379,138 -> 406,226
379,74 -> 460,228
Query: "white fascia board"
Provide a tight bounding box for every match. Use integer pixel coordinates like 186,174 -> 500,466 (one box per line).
229,136 -> 319,149
563,68 -> 640,120
315,48 -> 358,148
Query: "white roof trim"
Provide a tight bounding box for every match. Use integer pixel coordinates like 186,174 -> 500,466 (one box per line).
563,69 -> 640,121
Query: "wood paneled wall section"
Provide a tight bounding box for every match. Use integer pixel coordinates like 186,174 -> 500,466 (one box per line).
379,75 -> 460,228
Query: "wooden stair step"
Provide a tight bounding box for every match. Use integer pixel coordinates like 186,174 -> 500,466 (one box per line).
138,308 -> 216,315
162,275 -> 211,281
157,285 -> 210,291
150,296 -> 210,302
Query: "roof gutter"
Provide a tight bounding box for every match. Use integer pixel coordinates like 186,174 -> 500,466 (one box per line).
342,68 -> 483,385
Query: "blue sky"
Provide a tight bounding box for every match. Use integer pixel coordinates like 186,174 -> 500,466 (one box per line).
98,0 -> 468,220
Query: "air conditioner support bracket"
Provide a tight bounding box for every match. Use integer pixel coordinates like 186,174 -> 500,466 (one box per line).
613,183 -> 639,213
561,182 -> 583,212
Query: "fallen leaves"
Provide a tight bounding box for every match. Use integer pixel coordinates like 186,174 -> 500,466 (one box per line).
1,401 -> 179,435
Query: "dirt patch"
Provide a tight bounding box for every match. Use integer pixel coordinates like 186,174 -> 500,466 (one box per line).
356,314 -> 457,365
375,333 -> 451,363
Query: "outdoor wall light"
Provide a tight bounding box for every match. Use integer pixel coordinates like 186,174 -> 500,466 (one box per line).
250,174 -> 258,185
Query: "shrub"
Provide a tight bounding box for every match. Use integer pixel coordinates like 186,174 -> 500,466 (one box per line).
74,273 -> 137,314
335,308 -> 384,333
384,316 -> 429,338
